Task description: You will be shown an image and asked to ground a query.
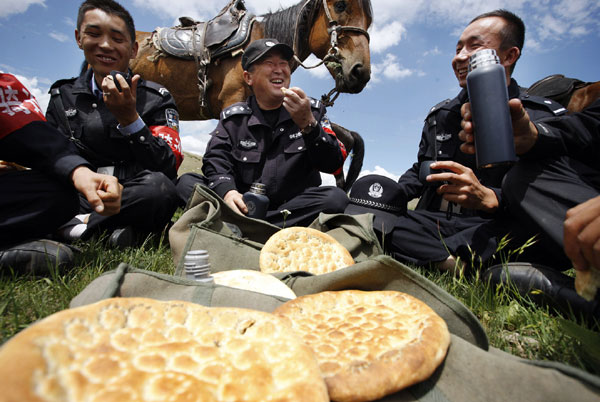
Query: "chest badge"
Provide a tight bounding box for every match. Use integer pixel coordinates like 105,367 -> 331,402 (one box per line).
239,139 -> 257,149
65,108 -> 77,118
436,133 -> 452,142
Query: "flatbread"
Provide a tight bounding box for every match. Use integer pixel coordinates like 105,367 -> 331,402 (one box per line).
212,269 -> 297,299
274,290 -> 451,402
0,297 -> 328,402
260,227 -> 354,275
575,267 -> 600,301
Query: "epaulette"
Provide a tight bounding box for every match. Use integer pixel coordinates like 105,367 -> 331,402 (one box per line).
520,93 -> 567,116
426,98 -> 452,116
48,77 -> 77,92
221,103 -> 252,120
143,80 -> 172,97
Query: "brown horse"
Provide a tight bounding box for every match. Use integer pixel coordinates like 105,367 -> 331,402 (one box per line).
130,0 -> 373,121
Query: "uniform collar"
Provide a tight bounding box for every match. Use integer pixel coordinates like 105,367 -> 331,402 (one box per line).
246,95 -> 292,128
457,77 -> 521,103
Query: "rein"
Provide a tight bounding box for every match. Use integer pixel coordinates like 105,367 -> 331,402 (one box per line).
293,0 -> 370,106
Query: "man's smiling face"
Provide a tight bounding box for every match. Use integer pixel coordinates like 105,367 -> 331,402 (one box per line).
75,8 -> 138,82
243,50 -> 292,110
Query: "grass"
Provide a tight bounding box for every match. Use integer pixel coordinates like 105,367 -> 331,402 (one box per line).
1,227 -> 599,378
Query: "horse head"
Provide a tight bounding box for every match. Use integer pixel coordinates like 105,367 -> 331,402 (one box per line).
304,0 -> 372,94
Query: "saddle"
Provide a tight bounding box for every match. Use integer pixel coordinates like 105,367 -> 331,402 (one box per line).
152,0 -> 255,62
526,74 -> 588,108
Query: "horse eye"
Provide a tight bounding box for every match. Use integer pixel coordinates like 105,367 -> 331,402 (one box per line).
334,1 -> 347,13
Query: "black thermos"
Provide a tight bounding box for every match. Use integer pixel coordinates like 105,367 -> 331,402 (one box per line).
466,49 -> 517,168
243,182 -> 270,219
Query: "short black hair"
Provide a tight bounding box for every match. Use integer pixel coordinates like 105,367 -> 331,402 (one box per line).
77,0 -> 136,43
470,9 -> 525,73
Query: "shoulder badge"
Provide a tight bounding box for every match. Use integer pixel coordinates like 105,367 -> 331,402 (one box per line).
143,80 -> 170,97
221,103 -> 252,120
521,94 -> 567,116
48,77 -> 77,92
309,98 -> 320,109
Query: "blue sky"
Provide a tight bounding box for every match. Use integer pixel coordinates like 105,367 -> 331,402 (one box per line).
1,0 -> 599,183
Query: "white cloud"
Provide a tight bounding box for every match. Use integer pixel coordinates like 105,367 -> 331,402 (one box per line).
179,120 -> 217,156
0,0 -> 45,18
370,54 -> 417,83
423,47 -> 441,57
299,54 -> 330,79
5,73 -> 51,112
49,32 -> 70,43
369,21 -> 406,54
356,166 -> 400,182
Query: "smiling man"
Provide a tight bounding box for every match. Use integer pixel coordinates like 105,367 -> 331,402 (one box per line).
46,0 -> 181,247
178,39 -> 349,227
346,10 -> 566,273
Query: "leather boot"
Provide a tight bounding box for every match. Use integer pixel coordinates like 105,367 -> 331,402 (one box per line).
483,262 -> 600,320
0,239 -> 75,275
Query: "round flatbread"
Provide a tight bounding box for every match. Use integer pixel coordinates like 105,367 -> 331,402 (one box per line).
274,290 -> 451,402
212,269 -> 297,299
0,297 -> 328,402
259,227 -> 354,275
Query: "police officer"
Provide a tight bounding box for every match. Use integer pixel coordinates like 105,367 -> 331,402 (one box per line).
181,38 -> 349,227
46,0 -> 181,245
0,73 -> 122,273
380,10 -> 566,272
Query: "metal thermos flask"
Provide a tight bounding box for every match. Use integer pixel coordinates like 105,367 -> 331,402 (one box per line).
243,182 -> 269,219
466,49 -> 517,168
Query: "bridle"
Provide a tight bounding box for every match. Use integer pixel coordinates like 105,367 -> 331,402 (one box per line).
293,0 -> 371,106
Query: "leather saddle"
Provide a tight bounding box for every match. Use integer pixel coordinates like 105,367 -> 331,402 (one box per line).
526,74 -> 588,108
152,0 -> 255,61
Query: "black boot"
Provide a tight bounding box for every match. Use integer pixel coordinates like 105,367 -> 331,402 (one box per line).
0,239 -> 75,275
483,262 -> 600,320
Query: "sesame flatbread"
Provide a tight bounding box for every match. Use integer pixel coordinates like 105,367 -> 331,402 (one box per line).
0,297 -> 328,402
260,227 -> 354,275
274,290 -> 451,402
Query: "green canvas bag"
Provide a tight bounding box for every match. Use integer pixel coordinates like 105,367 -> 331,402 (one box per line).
69,184 -> 600,401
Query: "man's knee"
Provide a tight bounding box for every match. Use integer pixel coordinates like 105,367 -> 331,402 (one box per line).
321,186 -> 350,213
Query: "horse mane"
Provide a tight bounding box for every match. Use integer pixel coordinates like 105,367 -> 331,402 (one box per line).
261,0 -> 318,60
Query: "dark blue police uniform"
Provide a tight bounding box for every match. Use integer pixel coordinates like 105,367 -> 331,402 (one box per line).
191,94 -> 348,227
387,79 -> 567,266
502,97 -> 600,269
46,68 -> 180,238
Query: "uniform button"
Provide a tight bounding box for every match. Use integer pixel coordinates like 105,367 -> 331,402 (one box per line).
139,136 -> 146,142
280,128 -> 284,132
438,150 -> 442,154
91,103 -> 97,108
243,157 -> 247,161
130,140 -> 134,144
321,137 -> 327,142
298,146 -> 303,150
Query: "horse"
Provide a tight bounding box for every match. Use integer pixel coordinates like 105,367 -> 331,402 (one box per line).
130,0 -> 372,121
130,0 -> 372,191
526,74 -> 600,113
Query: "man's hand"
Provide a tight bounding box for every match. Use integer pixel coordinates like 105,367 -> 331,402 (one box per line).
101,73 -> 140,127
70,166 -> 122,216
459,99 -> 539,155
564,195 -> 600,271
426,160 -> 499,212
224,189 -> 248,216
281,87 -> 317,131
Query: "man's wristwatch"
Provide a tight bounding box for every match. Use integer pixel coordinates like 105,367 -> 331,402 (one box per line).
300,119 -> 319,135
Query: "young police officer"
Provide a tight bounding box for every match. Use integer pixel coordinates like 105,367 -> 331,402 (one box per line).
46,0 -> 181,246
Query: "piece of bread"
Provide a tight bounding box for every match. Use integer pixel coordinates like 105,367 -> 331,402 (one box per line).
274,290 -> 451,402
575,267 -> 600,301
260,227 -> 354,275
212,269 -> 297,299
0,297 -> 328,402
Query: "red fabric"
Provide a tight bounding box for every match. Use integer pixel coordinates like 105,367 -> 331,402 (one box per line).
322,120 -> 347,176
149,125 -> 184,169
0,74 -> 46,139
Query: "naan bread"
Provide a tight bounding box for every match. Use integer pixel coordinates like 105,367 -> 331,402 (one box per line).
575,267 -> 600,301
212,269 -> 296,299
260,227 -> 354,275
0,298 -> 328,402
274,290 -> 451,402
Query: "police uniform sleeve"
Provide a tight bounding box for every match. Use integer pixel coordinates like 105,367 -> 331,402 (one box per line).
526,97 -> 600,168
201,119 -> 239,199
126,81 -> 181,180
302,100 -> 347,174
